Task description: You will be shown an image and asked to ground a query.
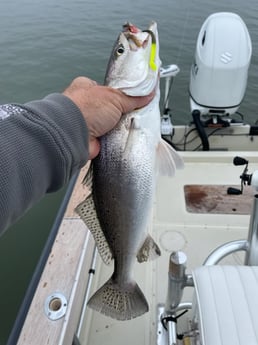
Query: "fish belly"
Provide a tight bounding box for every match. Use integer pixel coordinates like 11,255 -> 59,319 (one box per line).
94,130 -> 153,261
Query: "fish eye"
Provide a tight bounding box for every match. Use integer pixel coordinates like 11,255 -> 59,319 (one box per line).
116,44 -> 125,56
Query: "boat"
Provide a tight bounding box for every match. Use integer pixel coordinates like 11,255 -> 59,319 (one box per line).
8,12 -> 258,345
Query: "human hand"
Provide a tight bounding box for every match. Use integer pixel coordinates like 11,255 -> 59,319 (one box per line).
63,77 -> 154,159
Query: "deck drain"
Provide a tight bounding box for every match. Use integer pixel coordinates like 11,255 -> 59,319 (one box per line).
44,292 -> 67,320
160,231 -> 186,252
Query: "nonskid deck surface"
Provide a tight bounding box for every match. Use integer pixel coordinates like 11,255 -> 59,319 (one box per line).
79,151 -> 258,345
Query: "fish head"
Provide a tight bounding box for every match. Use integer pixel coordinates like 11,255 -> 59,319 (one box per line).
105,22 -> 160,96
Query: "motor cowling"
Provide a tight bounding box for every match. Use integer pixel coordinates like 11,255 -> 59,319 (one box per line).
189,12 -> 252,117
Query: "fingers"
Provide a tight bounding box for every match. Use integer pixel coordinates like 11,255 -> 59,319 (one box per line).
88,137 -> 101,160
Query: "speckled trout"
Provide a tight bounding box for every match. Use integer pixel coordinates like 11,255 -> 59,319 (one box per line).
75,22 -> 183,320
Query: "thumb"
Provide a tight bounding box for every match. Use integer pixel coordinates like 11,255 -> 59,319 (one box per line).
118,90 -> 155,114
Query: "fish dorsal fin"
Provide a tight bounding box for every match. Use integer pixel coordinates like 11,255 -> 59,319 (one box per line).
136,235 -> 161,263
75,170 -> 113,265
157,139 -> 184,176
82,163 -> 94,189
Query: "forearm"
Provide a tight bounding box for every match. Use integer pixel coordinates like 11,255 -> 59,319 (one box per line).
0,93 -> 89,234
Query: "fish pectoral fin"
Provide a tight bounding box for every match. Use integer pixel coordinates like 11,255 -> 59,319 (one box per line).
75,194 -> 113,265
130,116 -> 141,129
137,235 -> 161,263
87,276 -> 148,320
124,117 -> 145,154
157,139 -> 184,177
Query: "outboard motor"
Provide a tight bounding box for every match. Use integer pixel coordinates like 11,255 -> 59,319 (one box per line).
189,12 -> 252,124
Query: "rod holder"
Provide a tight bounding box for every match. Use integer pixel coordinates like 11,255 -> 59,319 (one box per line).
165,251 -> 187,313
245,194 -> 258,265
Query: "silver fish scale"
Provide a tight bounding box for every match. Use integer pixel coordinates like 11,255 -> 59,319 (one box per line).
92,116 -> 154,273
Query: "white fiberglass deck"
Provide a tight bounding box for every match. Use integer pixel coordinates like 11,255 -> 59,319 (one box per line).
78,151 -> 258,345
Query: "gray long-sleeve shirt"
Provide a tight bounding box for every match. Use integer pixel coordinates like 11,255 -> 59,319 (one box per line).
0,93 -> 89,234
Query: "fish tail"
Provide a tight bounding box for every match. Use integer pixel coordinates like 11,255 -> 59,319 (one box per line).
87,276 -> 149,320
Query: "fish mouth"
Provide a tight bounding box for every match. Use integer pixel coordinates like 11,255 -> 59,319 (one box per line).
122,22 -> 157,51
121,22 -> 159,77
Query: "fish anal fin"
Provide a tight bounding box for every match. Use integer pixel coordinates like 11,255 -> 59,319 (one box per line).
87,276 -> 148,320
137,235 -> 161,263
157,139 -> 184,177
75,194 -> 113,265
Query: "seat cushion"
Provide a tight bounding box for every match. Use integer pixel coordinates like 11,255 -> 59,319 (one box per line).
192,265 -> 258,345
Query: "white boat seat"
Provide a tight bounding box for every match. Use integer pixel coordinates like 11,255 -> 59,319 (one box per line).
192,265 -> 258,345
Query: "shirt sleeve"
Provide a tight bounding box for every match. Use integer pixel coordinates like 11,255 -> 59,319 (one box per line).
0,93 -> 89,234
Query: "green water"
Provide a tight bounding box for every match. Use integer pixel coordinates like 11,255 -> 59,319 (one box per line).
0,0 -> 258,343
0,190 -> 66,344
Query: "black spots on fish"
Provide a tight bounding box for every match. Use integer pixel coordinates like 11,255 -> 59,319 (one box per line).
111,193 -> 116,201
102,284 -> 125,308
87,277 -> 149,320
78,201 -> 95,218
75,194 -> 113,265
